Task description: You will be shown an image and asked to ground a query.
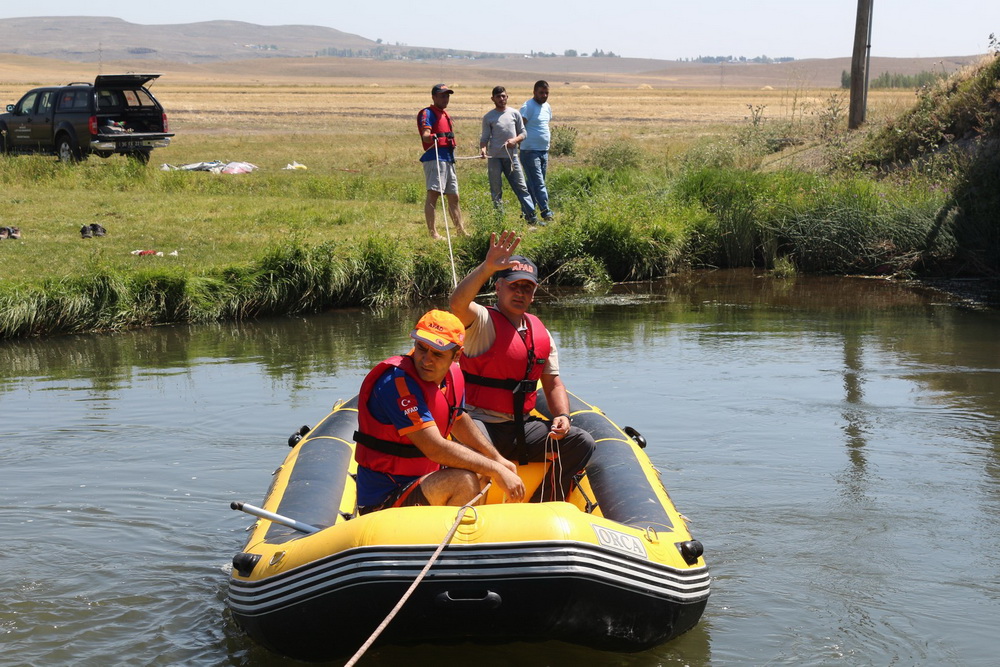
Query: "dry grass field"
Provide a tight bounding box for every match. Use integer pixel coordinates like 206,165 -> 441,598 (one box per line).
0,72 -> 917,166
1,50 -> 965,161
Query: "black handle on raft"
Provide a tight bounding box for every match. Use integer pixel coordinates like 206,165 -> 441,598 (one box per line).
434,590 -> 502,609
623,426 -> 647,449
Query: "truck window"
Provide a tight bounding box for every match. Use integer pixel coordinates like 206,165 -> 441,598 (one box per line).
38,91 -> 55,114
97,90 -> 122,109
121,90 -> 155,107
16,92 -> 39,115
57,90 -> 90,111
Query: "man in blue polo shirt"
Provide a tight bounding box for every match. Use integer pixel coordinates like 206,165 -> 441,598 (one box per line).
520,80 -> 554,223
354,309 -> 524,514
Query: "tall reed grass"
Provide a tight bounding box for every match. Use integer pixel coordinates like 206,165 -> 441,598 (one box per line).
673,166 -> 951,273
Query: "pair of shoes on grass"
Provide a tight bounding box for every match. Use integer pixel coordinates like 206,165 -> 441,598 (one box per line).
81,223 -> 107,239
0,226 -> 21,240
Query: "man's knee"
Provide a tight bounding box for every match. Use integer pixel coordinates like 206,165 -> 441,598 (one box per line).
422,468 -> 480,505
564,428 -> 597,467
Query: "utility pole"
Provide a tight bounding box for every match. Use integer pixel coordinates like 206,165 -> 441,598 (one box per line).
848,0 -> 874,129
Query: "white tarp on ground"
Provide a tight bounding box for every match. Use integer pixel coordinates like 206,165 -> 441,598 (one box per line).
160,161 -> 258,174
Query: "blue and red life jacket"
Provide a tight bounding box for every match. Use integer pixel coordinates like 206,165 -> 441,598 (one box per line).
418,106 -> 457,151
354,355 -> 464,476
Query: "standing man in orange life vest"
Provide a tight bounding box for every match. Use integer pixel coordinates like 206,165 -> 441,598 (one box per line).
450,232 -> 596,502
418,84 -> 469,240
353,309 -> 524,514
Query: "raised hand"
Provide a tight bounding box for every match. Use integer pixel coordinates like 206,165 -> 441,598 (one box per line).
485,231 -> 522,272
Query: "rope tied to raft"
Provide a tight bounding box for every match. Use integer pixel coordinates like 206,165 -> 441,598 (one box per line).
343,481 -> 493,667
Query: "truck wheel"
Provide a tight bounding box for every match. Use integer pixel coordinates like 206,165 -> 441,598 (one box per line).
56,135 -> 82,163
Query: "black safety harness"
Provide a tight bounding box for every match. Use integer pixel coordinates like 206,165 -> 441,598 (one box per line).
463,322 -> 543,465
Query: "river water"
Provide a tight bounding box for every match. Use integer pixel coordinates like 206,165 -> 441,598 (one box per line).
2,270 -> 998,666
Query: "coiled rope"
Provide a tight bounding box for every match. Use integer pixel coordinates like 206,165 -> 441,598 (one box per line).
538,432 -> 564,503
343,481 -> 492,666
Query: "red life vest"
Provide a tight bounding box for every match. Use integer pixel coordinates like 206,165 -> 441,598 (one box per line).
354,355 -> 464,476
460,307 -> 552,416
418,106 -> 457,151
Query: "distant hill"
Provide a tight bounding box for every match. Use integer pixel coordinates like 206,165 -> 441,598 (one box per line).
0,16 -> 386,62
0,17 -> 987,89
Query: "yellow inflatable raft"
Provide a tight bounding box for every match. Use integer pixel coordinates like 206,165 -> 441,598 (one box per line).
228,392 -> 709,661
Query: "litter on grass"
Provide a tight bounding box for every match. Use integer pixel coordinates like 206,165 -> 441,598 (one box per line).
160,161 -> 259,174
131,250 -> 179,257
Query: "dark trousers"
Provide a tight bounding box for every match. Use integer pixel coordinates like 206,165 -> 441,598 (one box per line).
478,418 -> 596,503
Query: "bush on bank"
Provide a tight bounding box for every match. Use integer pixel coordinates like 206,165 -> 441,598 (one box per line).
0,158 -> 956,339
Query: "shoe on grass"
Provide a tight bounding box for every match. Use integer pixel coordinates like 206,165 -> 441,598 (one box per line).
80,224 -> 93,239
90,223 -> 107,237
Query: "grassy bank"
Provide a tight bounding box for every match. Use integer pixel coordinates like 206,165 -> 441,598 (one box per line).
1,60 -> 996,338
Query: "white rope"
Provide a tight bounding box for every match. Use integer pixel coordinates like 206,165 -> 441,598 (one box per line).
343,482 -> 493,667
433,141 -> 459,288
539,430 -> 564,502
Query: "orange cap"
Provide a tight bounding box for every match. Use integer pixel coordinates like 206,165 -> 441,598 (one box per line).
410,309 -> 465,351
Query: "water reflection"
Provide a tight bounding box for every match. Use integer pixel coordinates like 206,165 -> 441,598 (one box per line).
0,308 -> 426,396
2,270 -> 1000,666
839,327 -> 872,501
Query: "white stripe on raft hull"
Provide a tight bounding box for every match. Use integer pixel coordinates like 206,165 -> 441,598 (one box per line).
230,542 -> 710,612
231,544 -> 709,659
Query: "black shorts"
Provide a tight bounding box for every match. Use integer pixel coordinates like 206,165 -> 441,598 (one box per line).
358,473 -> 431,515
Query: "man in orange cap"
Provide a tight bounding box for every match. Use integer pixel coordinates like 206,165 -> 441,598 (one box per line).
354,309 -> 524,514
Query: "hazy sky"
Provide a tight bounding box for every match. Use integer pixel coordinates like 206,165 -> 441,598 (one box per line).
5,1 -> 997,60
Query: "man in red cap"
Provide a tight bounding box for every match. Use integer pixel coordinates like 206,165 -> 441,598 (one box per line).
418,84 -> 468,240
450,233 -> 596,502
354,309 -> 524,514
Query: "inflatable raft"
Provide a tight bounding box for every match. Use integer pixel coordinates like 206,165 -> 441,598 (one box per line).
228,392 -> 710,661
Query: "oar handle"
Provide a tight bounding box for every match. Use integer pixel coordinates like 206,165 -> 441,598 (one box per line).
230,501 -> 321,534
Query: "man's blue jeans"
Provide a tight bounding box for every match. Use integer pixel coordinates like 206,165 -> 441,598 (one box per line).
520,149 -> 551,218
487,157 -> 536,222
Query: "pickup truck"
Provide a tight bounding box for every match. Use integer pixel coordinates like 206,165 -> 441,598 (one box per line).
0,74 -> 174,164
